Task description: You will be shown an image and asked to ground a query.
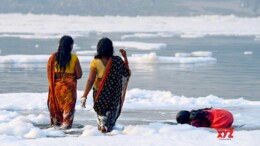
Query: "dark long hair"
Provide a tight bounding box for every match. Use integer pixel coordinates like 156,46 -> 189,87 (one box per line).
95,37 -> 114,59
55,35 -> 74,72
190,107 -> 212,127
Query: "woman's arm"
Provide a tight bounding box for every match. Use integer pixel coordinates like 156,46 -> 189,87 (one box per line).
120,49 -> 128,63
75,58 -> 82,79
120,49 -> 131,76
81,69 -> 96,108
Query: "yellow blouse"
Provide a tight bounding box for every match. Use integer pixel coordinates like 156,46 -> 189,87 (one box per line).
55,54 -> 78,74
90,59 -> 106,89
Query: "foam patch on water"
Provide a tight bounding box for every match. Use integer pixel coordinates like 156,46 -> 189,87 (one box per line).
175,53 -> 191,57
0,53 -> 217,64
124,88 -> 260,109
129,53 -> 216,64
80,123 -> 260,146
23,128 -> 46,138
0,89 -> 260,143
175,51 -> 213,58
1,123 -> 260,145
76,51 -> 96,55
180,34 -> 205,38
121,33 -> 175,39
0,33 -> 88,39
81,125 -> 103,136
34,44 -> 39,48
0,89 -> 259,111
0,55 -> 50,64
1,87 -> 260,131
254,36 -> 260,41
244,51 -> 253,55
0,110 -> 65,138
0,14 -> 260,39
0,110 -> 19,123
113,41 -> 166,50
191,51 -> 213,57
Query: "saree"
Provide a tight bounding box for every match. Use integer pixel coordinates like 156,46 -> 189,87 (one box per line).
47,53 -> 77,129
206,109 -> 233,128
93,56 -> 130,132
190,110 -> 233,128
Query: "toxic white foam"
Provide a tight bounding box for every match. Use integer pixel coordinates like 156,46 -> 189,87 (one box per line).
0,89 -> 260,129
175,53 -> 191,57
191,51 -> 213,57
113,41 -> 166,50
1,113 -> 260,146
0,53 -> 217,64
0,55 -> 50,64
255,36 -> 260,41
129,53 -> 216,64
0,14 -> 260,39
121,33 -> 175,39
76,51 -> 96,55
180,34 -> 205,38
0,33 -> 88,40
0,89 -> 260,144
175,51 -> 213,58
0,110 -> 64,138
244,51 -> 253,55
0,89 -> 259,111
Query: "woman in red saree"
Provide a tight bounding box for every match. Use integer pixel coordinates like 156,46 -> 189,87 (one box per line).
176,108 -> 234,128
47,35 -> 82,129
81,38 -> 131,133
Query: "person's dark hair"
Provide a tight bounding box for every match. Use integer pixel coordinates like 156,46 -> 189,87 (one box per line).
95,37 -> 114,59
190,107 -> 212,127
176,110 -> 191,124
55,35 -> 74,72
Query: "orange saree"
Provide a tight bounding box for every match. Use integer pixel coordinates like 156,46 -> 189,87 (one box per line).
47,53 -> 77,129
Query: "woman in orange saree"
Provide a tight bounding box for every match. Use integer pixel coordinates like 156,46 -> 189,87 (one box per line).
81,38 -> 131,133
47,35 -> 82,129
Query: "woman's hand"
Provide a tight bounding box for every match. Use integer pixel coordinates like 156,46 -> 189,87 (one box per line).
81,97 -> 87,108
120,49 -> 131,76
120,49 -> 127,58
82,70 -> 96,109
